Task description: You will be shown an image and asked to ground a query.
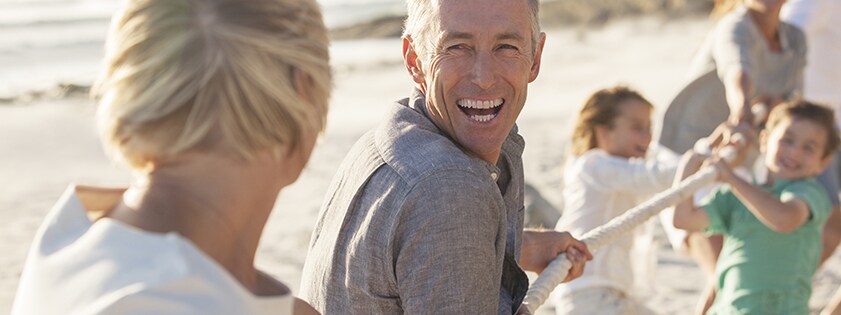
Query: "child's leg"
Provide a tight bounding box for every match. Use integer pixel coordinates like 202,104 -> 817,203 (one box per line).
685,233 -> 722,315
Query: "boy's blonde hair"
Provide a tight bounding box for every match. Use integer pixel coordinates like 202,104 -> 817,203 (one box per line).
571,86 -> 653,156
765,100 -> 841,158
92,0 -> 331,171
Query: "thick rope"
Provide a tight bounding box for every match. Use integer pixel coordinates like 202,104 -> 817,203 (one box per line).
522,165 -> 719,313
521,105 -> 769,313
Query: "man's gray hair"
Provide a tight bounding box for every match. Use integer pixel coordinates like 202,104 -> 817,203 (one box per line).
402,0 -> 540,59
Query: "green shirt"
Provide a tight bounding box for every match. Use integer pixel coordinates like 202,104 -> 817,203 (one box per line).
702,178 -> 830,315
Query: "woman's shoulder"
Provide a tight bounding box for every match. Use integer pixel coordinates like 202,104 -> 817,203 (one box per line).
712,6 -> 757,40
15,185 -> 286,314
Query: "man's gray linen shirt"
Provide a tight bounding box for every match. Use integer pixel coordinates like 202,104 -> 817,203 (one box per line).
300,90 -> 529,314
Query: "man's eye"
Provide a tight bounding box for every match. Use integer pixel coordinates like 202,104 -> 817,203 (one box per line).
497,44 -> 518,51
447,44 -> 467,51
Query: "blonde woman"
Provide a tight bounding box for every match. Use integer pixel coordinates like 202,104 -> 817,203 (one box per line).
11,0 -> 330,314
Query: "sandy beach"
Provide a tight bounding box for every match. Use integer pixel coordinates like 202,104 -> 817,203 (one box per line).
2,13 -> 841,314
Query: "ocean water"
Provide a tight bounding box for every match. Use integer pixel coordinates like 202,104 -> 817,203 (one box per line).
0,0 -> 406,98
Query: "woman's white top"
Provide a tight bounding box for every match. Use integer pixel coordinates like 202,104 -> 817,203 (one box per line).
11,185 -> 293,315
554,149 -> 677,296
783,0 -> 841,109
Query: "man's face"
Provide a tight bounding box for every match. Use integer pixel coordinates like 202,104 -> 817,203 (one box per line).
403,0 -> 545,164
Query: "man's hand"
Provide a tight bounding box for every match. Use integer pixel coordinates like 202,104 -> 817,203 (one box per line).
519,230 -> 592,277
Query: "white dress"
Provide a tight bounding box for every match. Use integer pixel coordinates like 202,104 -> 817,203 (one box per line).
11,185 -> 294,315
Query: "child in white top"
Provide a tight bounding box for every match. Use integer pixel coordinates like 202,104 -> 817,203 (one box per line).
551,86 -> 695,314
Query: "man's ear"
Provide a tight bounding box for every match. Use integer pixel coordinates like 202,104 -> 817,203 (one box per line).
528,32 -> 547,83
402,36 -> 426,86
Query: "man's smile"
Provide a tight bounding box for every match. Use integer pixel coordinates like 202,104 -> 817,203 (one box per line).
456,98 -> 504,123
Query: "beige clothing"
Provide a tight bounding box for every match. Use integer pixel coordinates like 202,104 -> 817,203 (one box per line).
659,5 -> 807,153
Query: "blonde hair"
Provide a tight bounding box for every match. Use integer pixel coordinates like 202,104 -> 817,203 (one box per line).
712,0 -> 743,18
92,0 -> 331,171
571,86 -> 653,156
402,0 -> 541,58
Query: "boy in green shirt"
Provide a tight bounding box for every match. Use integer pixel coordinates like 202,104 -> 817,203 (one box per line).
674,100 -> 841,314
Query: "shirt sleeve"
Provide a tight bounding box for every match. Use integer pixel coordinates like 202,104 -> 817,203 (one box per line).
393,169 -> 503,314
578,151 -> 676,196
712,14 -> 757,82
780,180 -> 832,226
700,185 -> 736,235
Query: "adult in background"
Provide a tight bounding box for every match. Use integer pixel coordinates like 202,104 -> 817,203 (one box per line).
657,0 -> 807,313
300,0 -> 591,313
782,0 -> 841,314
11,0 -> 331,314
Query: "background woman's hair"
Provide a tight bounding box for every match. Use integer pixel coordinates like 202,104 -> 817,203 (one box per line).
92,0 -> 332,171
711,0 -> 743,19
571,86 -> 652,156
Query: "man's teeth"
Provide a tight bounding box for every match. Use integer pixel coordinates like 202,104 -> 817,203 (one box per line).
470,114 -> 495,122
458,99 -> 503,109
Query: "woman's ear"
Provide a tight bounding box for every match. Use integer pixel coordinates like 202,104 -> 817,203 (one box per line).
292,67 -> 314,104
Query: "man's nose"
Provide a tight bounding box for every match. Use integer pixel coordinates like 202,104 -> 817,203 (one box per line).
470,52 -> 496,90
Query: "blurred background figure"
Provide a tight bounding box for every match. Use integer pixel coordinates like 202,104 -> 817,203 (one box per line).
658,0 -> 808,313
782,0 -> 841,314
10,0 -> 331,314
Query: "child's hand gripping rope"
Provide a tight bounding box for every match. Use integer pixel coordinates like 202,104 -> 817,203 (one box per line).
518,104 -> 769,313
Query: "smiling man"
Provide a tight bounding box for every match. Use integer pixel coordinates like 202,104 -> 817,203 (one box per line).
300,0 -> 591,313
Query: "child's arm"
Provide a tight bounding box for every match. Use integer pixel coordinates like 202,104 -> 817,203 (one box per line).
673,150 -> 712,232
711,160 -> 811,233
